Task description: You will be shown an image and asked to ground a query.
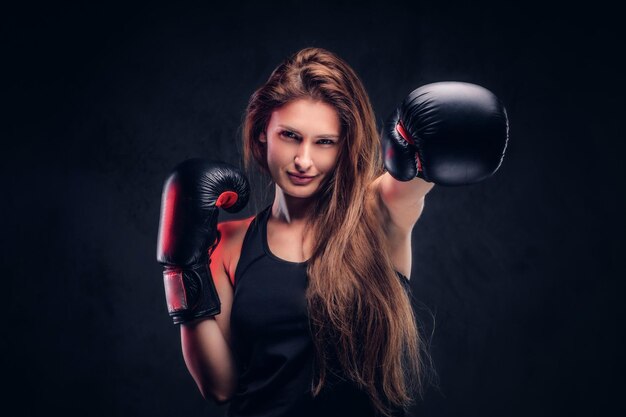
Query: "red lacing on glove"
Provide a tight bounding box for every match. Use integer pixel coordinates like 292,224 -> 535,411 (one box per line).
396,120 -> 423,173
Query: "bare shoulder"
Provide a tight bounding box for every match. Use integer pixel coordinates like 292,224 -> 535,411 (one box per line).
207,215 -> 255,344
216,216 -> 256,285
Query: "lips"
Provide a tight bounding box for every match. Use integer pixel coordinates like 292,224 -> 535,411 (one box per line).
287,172 -> 316,185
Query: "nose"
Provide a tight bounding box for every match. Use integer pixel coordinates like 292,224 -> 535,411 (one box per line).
294,142 -> 313,172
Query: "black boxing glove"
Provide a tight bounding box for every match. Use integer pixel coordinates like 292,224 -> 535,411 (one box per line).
381,82 -> 509,185
156,158 -> 250,325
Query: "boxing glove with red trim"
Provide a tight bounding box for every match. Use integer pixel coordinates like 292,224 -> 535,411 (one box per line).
381,82 -> 509,185
157,158 -> 250,325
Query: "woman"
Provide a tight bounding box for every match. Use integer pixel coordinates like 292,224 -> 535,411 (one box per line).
157,47 -> 508,417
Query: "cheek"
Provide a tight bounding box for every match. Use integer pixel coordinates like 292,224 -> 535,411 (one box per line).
318,150 -> 340,172
266,141 -> 290,168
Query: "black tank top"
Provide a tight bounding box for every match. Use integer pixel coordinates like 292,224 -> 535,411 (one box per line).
228,205 -> 410,417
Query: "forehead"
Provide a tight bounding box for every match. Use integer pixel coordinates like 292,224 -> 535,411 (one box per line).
268,99 -> 340,134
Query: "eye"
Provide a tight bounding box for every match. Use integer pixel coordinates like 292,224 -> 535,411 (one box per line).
280,130 -> 299,140
317,138 -> 337,146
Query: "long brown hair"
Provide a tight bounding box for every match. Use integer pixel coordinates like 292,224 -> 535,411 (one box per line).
242,47 -> 427,416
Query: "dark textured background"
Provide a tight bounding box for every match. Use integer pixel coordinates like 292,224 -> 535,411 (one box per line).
4,1 -> 624,416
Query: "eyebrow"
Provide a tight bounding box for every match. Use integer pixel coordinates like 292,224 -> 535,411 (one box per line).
278,124 -> 340,139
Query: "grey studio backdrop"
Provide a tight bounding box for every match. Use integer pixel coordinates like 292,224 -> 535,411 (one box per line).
4,1 -> 623,416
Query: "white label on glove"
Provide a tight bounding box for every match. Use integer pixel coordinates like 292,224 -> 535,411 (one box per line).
164,269 -> 187,313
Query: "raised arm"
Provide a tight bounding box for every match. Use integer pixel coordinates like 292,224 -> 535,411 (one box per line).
375,173 -> 434,232
179,232 -> 238,403
156,158 -> 250,403
375,82 -> 509,275
378,81 -> 508,219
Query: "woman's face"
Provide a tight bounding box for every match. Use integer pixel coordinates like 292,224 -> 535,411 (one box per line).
260,98 -> 341,199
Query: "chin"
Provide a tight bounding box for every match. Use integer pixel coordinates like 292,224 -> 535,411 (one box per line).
283,186 -> 318,199
279,179 -> 320,199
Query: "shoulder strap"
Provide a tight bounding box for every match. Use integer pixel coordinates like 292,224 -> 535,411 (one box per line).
233,205 -> 272,287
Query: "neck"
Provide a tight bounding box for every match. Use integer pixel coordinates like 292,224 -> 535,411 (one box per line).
271,186 -> 314,225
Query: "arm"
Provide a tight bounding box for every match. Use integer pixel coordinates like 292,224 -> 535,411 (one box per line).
156,159 -> 250,403
376,173 -> 434,232
180,235 -> 238,403
377,82 -> 508,275
181,320 -> 237,404
371,173 -> 434,278
379,81 -> 508,226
